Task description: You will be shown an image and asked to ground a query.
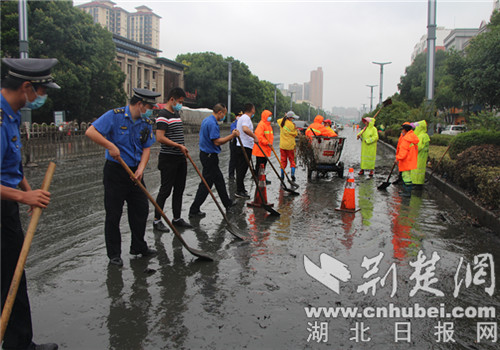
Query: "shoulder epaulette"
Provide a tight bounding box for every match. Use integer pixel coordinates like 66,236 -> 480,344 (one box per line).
113,108 -> 125,114
143,117 -> 154,125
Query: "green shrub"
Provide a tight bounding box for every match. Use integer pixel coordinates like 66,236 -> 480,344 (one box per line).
449,130 -> 500,158
430,134 -> 454,146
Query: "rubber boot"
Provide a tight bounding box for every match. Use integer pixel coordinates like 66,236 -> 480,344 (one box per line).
291,167 -> 296,182
401,183 -> 412,197
280,169 -> 285,181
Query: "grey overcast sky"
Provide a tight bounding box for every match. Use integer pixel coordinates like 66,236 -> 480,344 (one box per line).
75,0 -> 496,112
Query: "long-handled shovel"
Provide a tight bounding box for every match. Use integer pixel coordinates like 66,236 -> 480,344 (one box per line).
255,142 -> 299,196
117,157 -> 214,261
425,143 -> 452,183
1,162 -> 56,342
378,162 -> 397,190
236,136 -> 280,216
185,153 -> 247,240
265,136 -> 299,188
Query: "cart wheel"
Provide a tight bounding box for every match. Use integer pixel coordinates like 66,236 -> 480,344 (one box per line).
337,162 -> 344,178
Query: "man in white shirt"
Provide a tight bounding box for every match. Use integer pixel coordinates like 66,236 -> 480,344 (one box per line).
234,103 -> 259,198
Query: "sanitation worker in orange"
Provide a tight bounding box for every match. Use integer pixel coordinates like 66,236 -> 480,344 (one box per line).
323,119 -> 338,137
252,109 -> 274,183
305,115 -> 336,138
395,122 -> 420,197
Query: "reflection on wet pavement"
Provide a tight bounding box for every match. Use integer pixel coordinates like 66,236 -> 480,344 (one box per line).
21,130 -> 499,349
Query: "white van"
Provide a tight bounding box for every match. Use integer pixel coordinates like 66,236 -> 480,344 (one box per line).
441,125 -> 466,135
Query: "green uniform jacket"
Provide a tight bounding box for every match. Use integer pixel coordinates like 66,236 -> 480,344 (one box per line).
411,120 -> 430,184
357,119 -> 379,170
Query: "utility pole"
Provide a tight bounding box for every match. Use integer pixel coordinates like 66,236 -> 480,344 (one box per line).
426,0 -> 437,102
273,83 -> 279,122
226,61 -> 232,123
19,0 -> 32,125
289,91 -> 295,111
372,61 -> 391,106
361,104 -> 367,116
366,84 -> 377,112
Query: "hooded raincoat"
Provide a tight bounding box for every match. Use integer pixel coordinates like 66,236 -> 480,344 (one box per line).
252,110 -> 274,158
305,115 -> 337,138
396,130 -> 420,172
277,117 -> 298,150
357,118 -> 379,170
411,120 -> 430,185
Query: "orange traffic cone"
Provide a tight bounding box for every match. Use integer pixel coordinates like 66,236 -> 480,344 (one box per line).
248,164 -> 274,208
335,167 -> 360,213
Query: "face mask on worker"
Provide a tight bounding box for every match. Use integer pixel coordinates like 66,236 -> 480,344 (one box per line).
173,102 -> 183,111
220,113 -> 226,122
267,116 -> 272,122
25,86 -> 47,110
141,105 -> 153,119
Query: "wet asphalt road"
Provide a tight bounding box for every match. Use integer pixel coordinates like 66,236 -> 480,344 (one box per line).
19,128 -> 499,349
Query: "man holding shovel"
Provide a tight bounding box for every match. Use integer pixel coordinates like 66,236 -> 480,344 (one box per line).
189,103 -> 239,218
86,88 -> 159,266
1,58 -> 59,350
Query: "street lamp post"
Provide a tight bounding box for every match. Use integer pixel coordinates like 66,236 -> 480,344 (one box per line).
289,91 -> 295,111
366,84 -> 377,112
226,61 -> 232,123
372,61 -> 391,106
273,83 -> 280,122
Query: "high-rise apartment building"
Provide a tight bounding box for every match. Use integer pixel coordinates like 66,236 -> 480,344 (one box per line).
288,83 -> 303,101
310,67 -> 323,109
78,1 -> 161,49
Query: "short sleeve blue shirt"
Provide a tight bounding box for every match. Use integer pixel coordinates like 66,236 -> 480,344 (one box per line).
199,115 -> 221,154
92,105 -> 155,167
1,93 -> 24,188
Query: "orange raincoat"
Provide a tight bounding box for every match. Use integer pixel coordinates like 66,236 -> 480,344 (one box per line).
305,115 -> 337,138
396,130 -> 420,172
252,110 -> 274,158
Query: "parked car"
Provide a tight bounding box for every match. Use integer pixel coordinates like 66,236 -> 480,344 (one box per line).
294,120 -> 309,135
441,125 -> 467,135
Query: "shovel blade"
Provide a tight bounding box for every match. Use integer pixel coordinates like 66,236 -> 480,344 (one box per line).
377,182 -> 391,190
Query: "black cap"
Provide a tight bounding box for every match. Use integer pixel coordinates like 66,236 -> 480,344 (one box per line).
133,88 -> 160,107
2,58 -> 60,89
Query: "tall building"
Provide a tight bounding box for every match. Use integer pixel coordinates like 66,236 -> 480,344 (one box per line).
444,28 -> 479,52
77,1 -> 161,49
411,27 -> 451,61
310,67 -> 323,109
288,83 -> 303,101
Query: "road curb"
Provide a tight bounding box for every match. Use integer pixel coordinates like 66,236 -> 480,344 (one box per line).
379,139 -> 500,235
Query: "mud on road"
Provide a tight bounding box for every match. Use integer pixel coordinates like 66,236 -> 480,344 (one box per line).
21,129 -> 499,349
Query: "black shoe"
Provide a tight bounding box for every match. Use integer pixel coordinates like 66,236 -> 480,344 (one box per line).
189,210 -> 206,218
265,180 -> 271,185
26,342 -> 59,350
291,175 -> 296,182
234,191 -> 250,199
130,247 -> 157,257
172,218 -> 193,228
153,221 -> 170,233
109,257 -> 123,266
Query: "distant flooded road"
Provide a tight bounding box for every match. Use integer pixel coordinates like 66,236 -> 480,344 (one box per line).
21,128 -> 499,349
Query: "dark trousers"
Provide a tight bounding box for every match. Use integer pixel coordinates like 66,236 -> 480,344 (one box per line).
103,160 -> 149,259
190,151 -> 232,213
155,154 -> 187,220
1,200 -> 33,349
228,139 -> 238,178
235,146 -> 253,193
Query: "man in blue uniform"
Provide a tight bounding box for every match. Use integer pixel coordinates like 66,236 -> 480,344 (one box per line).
1,58 -> 59,350
189,103 -> 239,218
85,88 -> 159,267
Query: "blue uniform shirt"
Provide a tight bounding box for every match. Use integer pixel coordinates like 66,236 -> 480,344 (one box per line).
199,115 -> 221,154
230,119 -> 238,132
1,93 -> 24,188
92,105 -> 155,167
